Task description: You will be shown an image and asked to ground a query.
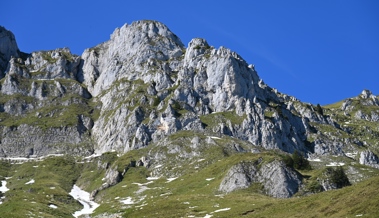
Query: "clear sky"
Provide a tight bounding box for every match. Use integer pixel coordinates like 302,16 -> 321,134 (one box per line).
1,0 -> 378,105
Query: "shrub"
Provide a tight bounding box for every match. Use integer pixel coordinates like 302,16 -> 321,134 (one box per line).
307,180 -> 323,193
327,167 -> 351,188
283,154 -> 294,168
292,150 -> 311,170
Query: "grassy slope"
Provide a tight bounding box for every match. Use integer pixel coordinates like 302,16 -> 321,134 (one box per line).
0,157 -> 82,218
90,156 -> 379,218
0,139 -> 378,218
80,142 -> 379,218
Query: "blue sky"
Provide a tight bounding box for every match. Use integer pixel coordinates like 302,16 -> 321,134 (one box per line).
1,0 -> 378,105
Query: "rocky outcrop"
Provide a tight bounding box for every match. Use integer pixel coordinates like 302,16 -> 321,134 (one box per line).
0,20 -> 378,163
79,20 -> 184,96
318,167 -> 351,191
83,20 -> 312,155
359,150 -> 379,169
0,124 -> 93,157
219,159 -> 302,198
0,42 -> 93,157
0,26 -> 19,75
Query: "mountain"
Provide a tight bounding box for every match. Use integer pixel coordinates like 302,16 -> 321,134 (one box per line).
0,20 -> 378,217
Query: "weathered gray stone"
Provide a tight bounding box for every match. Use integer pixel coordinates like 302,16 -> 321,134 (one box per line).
219,159 -> 302,198
359,150 -> 379,169
0,26 -> 19,75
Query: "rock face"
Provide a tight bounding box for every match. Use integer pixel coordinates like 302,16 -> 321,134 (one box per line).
359,150 -> 379,169
219,159 -> 302,198
0,26 -> 19,75
0,20 -> 378,170
0,38 -> 93,157
0,124 -> 93,157
79,20 -> 313,155
79,20 -> 184,96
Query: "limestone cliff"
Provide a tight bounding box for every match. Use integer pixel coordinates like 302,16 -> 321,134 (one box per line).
0,20 -> 378,172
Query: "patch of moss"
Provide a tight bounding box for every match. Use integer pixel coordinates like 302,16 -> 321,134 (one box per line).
200,111 -> 246,127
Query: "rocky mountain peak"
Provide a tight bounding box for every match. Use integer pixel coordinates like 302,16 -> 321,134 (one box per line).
360,89 -> 375,99
0,26 -> 19,75
80,20 -> 184,96
1,21 -> 379,217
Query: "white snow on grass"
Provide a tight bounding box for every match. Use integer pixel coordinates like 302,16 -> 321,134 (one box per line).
346,152 -> 358,159
69,185 -> 100,218
210,136 -> 222,140
214,208 -> 231,213
0,181 -> 9,192
132,181 -> 154,186
308,158 -> 322,162
25,179 -> 35,185
203,214 -> 213,218
83,153 -> 102,160
160,192 -> 172,196
146,176 -> 160,181
166,177 -> 178,183
120,197 -> 134,205
326,162 -> 345,166
49,204 -> 58,209
205,178 -> 214,181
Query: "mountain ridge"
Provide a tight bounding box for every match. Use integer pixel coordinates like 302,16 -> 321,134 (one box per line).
0,20 -> 378,217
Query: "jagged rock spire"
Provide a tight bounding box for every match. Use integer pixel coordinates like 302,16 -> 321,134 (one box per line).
0,26 -> 20,75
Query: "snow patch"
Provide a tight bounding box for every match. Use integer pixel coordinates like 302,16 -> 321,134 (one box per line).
326,162 -> 345,166
146,176 -> 160,181
49,204 -> 58,209
25,179 -> 35,184
166,177 -> 178,183
210,136 -> 222,140
160,192 -> 172,196
0,154 -> 64,163
308,158 -> 322,162
0,181 -> 9,193
132,181 -> 153,186
203,214 -> 213,218
69,185 -> 100,218
120,197 -> 134,205
83,153 -> 102,160
205,178 -> 214,181
214,208 -> 231,213
345,152 -> 358,159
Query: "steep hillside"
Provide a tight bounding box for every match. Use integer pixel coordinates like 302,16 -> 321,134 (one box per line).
0,21 -> 378,217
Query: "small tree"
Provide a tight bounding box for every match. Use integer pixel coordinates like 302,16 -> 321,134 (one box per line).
329,167 -> 351,188
283,154 -> 294,168
292,150 -> 311,170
